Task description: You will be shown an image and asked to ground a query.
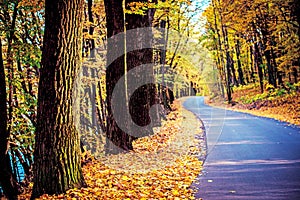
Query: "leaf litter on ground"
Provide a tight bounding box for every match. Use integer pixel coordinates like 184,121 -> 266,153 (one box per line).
19,100 -> 205,199
208,87 -> 300,126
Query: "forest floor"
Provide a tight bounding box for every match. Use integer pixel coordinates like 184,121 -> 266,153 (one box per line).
207,83 -> 300,126
19,100 -> 206,200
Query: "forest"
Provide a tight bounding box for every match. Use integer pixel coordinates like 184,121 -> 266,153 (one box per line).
0,0 -> 299,199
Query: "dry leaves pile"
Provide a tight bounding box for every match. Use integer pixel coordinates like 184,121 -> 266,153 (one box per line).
19,101 -> 204,199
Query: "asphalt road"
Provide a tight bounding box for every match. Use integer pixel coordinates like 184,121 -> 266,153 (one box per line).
183,96 -> 300,200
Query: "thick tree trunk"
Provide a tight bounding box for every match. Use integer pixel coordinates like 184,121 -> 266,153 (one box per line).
105,0 -> 158,153
104,0 -> 136,153
31,0 -> 86,198
125,0 -> 158,133
0,37 -> 18,200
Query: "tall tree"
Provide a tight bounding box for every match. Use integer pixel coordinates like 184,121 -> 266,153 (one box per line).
104,0 -> 158,153
31,0 -> 86,198
104,0 -> 135,153
125,0 -> 158,133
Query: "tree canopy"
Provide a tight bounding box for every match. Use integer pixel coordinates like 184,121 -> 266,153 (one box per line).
0,0 -> 298,198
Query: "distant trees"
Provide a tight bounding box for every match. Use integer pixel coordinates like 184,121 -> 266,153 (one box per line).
0,0 -> 43,198
0,37 -> 18,200
103,0 -> 208,152
31,0 -> 86,198
203,0 -> 300,102
153,0 -> 211,98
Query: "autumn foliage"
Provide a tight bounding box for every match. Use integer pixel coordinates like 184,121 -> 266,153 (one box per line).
232,84 -> 300,125
19,102 -> 203,199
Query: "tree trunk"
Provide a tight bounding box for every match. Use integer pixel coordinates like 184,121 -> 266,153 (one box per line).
104,0 -> 136,153
292,67 -> 298,83
212,0 -> 226,98
88,0 -> 95,56
235,37 -> 245,85
125,0 -> 158,133
158,3 -> 169,112
270,46 -> 278,86
249,45 -> 255,83
225,51 -> 232,103
277,71 -> 284,86
254,42 -> 264,93
252,22 -> 264,93
265,49 -> 276,87
31,0 -> 86,198
222,28 -> 238,87
220,24 -> 232,103
291,0 -> 300,40
0,36 -> 18,200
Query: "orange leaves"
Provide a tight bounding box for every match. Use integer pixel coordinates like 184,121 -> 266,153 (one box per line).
22,157 -> 201,199
19,100 -> 204,199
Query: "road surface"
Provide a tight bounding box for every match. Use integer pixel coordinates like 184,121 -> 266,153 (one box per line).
183,96 -> 300,200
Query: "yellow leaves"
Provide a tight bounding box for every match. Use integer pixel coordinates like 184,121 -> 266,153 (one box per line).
121,175 -> 130,181
172,189 -> 180,196
125,2 -> 149,15
132,113 -> 181,153
19,101 -> 204,199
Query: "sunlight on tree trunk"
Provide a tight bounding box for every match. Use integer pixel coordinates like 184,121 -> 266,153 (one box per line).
31,0 -> 86,198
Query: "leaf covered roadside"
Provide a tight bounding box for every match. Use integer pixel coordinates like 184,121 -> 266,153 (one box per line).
208,83 -> 300,126
19,101 -> 204,199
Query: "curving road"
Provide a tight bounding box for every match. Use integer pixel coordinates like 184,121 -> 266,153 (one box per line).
183,96 -> 300,200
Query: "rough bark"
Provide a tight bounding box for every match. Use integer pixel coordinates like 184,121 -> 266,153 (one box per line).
104,0 -> 158,153
31,0 -> 86,198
